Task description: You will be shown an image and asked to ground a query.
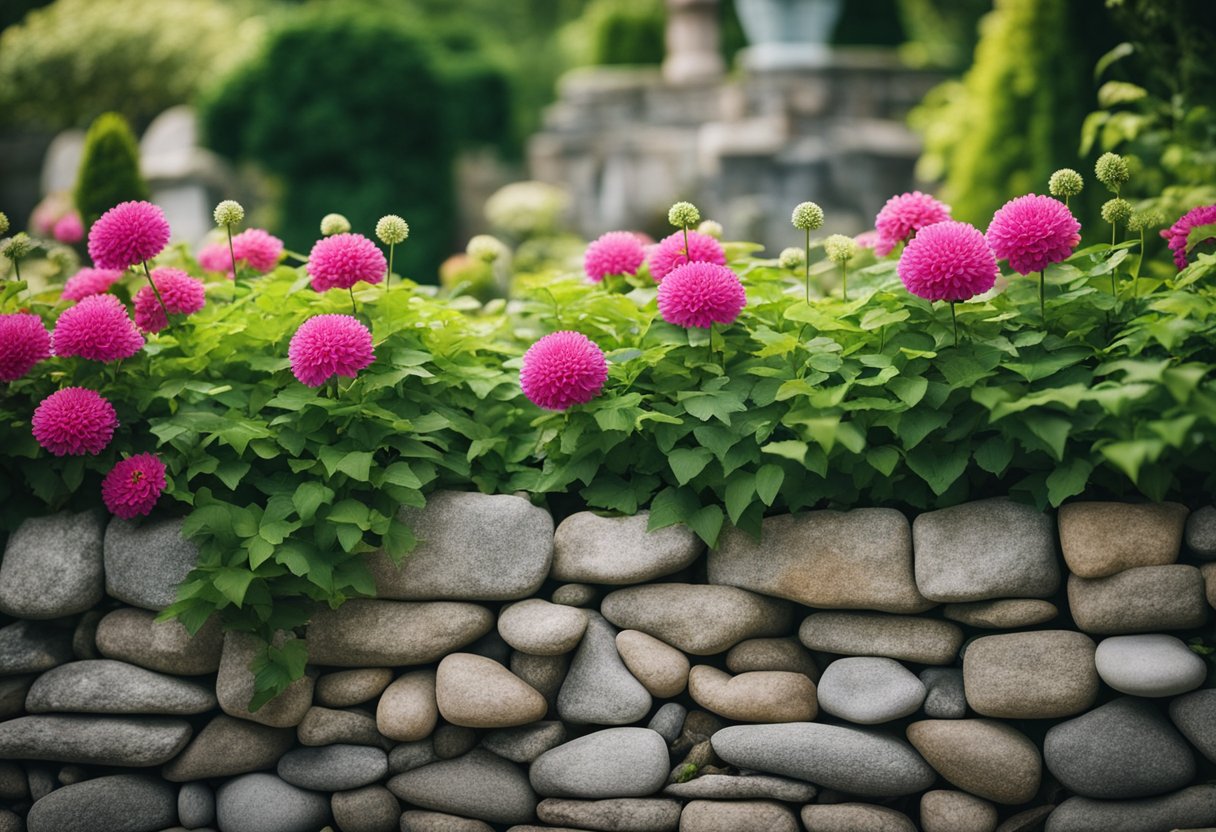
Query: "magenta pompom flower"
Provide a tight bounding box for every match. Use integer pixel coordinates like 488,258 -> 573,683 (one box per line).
52,293 -> 143,362
987,194 -> 1081,275
0,312 -> 52,381
647,230 -> 727,282
520,331 -> 608,411
307,233 -> 387,292
32,387 -> 118,456
197,242 -> 231,274
1161,204 -> 1216,270
62,267 -> 124,302
584,231 -> 647,282
898,221 -> 998,303
133,268 -> 206,333
232,228 -> 284,274
87,201 -> 171,270
102,453 -> 167,519
657,262 -> 747,329
874,191 -> 952,256
52,212 -> 84,244
289,314 -> 375,387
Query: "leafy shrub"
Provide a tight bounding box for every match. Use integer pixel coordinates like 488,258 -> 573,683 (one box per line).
74,113 -> 149,228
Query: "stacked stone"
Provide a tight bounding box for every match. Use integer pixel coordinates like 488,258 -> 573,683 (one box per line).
0,492 -> 1215,832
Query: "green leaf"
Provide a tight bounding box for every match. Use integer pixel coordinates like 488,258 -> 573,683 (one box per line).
382,517 -> 417,559
1046,458 -> 1093,506
1099,439 -> 1165,483
906,445 -> 969,496
724,474 -> 755,525
382,461 -> 422,489
669,448 -> 713,486
213,568 -> 254,607
888,376 -> 928,408
760,440 -> 807,464
215,461 -> 250,491
974,437 -> 1013,475
327,499 -> 372,529
755,463 -> 785,506
866,446 -> 900,477
686,504 -> 724,547
1023,413 -> 1072,461
648,487 -> 699,531
292,481 -> 334,522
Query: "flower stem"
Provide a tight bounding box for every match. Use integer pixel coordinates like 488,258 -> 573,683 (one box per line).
804,228 -> 811,304
841,261 -> 848,302
12,258 -> 19,282
349,287 -> 357,316
682,226 -> 690,264
950,301 -> 958,347
1132,227 -> 1144,298
226,225 -> 238,285
1111,222 -> 1117,247
387,243 -> 395,287
141,260 -> 173,331
1039,270 -> 1046,324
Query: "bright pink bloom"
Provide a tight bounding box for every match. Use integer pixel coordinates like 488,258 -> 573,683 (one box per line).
307,233 -> 387,292
52,293 -> 143,361
288,314 -> 375,387
32,387 -> 118,456
657,261 -> 747,328
520,331 -> 608,411
898,220 -> 999,302
102,453 -> 167,519
197,242 -> 231,273
52,212 -> 84,244
1161,204 -> 1216,270
0,312 -> 52,381
854,230 -> 880,250
133,267 -> 206,333
874,191 -> 952,256
87,201 -> 171,270
62,267 -> 124,302
647,230 -> 726,282
584,231 -> 647,282
232,228 -> 284,274
987,194 -> 1081,275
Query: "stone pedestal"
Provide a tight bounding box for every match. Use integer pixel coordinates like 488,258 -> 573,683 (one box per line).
662,0 -> 726,86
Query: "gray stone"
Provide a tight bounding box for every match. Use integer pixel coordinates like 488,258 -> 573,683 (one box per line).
72,609 -> 102,659
433,725 -> 477,759
26,774 -> 175,832
1170,688 -> 1216,763
0,810 -> 19,832
552,584 -> 598,607
963,631 -> 1098,719
0,762 -> 25,799
162,714 -> 295,781
1095,634 -> 1206,697
27,763 -> 55,800
388,749 -> 536,825
104,517 -> 199,611
799,612 -> 963,665
538,797 -> 680,831
920,668 -> 966,719
664,773 -> 815,802
817,657 -> 924,724
996,806 -> 1055,832
1044,785 -> 1216,832
648,703 -> 686,745
557,612 -> 651,725
553,511 -> 702,585
907,720 -> 1041,805
464,628 -> 512,664
1068,565 -> 1207,634
920,790 -> 998,832
531,728 -> 669,799
389,739 -> 438,774
95,609 -> 223,676
482,721 -> 567,763
400,811 -> 492,832
377,670 -> 438,742
679,800 -> 798,832
942,599 -> 1058,629
512,652 -> 569,709
307,599 -> 493,666
616,630 -> 690,698
601,584 -> 794,655
725,637 -> 818,680
498,600 -> 587,656
0,510 -> 104,619
56,764 -> 86,785
0,675 -> 35,719
365,491 -> 553,600
1186,505 -> 1216,558
0,620 -> 73,676
687,666 -> 816,722
178,782 -> 214,829
1045,697 -> 1194,799
277,744 -> 387,791
315,668 -> 393,707
297,705 -> 383,747
215,773 -> 330,832
331,785 -> 398,832
436,653 -> 547,728
1059,501 -> 1188,578
711,508 -> 931,612
0,715 -> 191,766
216,632 -> 314,727
26,660 -> 216,715
800,804 -> 916,832
711,722 -> 935,797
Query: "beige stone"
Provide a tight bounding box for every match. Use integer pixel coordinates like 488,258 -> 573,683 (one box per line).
799,612 -> 963,665
436,653 -> 547,729
942,599 -> 1058,629
376,670 -> 437,742
553,511 -> 703,584
725,637 -> 818,681
800,804 -> 915,832
297,706 -> 382,747
687,666 -> 816,723
510,652 -> 568,708
1202,563 -> 1216,610
920,790 -> 998,832
907,720 -> 1041,805
162,714 -> 294,781
497,600 -> 587,656
963,631 -> 1098,719
307,599 -> 493,666
1059,501 -> 1188,578
216,631 -> 313,728
615,630 -> 690,698
681,799 -> 798,832
95,609 -> 223,676
315,668 -> 393,707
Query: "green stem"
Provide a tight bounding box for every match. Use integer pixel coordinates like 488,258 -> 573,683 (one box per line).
950,301 -> 958,347
1111,222 -> 1117,247
11,258 -> 19,283
387,243 -> 395,287
1132,228 -> 1144,298
226,225 -> 238,285
804,228 -> 811,304
349,287 -> 357,316
682,226 -> 690,263
841,261 -> 848,302
1039,270 -> 1046,324
141,260 -> 173,331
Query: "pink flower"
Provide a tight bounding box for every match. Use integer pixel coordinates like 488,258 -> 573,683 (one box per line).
307,233 -> 386,292
875,191 -> 952,256
584,231 -> 647,282
133,267 -> 206,333
102,453 -> 167,519
0,312 -> 52,381
52,293 -> 143,361
1161,204 -> 1216,270
197,242 -> 231,273
289,314 -> 375,387
854,230 -> 880,250
32,387 -> 118,456
87,201 -> 171,270
520,331 -> 608,411
657,261 -> 747,328
647,230 -> 727,282
233,228 -> 284,274
987,194 -> 1081,275
62,267 -> 124,302
898,220 -> 999,302
52,212 -> 84,244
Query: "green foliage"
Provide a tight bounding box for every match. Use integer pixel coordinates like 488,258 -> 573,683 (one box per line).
588,0 -> 666,66
73,113 -> 150,228
894,0 -> 988,68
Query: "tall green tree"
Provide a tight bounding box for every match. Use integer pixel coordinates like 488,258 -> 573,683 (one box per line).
74,112 -> 149,228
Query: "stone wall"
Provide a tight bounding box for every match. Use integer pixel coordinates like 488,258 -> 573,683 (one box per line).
1,492 -> 1216,832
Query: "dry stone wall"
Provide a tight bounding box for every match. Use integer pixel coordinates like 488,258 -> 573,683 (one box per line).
1,492 -> 1216,832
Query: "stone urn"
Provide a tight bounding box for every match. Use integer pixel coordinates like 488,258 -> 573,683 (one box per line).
735,0 -> 844,69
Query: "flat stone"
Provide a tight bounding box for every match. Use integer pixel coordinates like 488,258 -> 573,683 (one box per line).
482,721 -> 567,763
215,773 -> 330,832
648,703 -> 686,745
920,790 -> 998,832
296,705 -> 382,746
26,660 -> 216,715
1068,565 -> 1207,634
95,609 -> 223,675
616,630 -> 690,698
1170,689 -> 1216,763
389,739 -> 438,774
601,584 -> 794,655
400,811 -> 493,832
557,612 -> 651,725
217,632 -> 313,727
437,653 -> 547,728
388,748 -> 537,825
725,637 -> 818,680
817,657 -> 924,724
688,666 -> 816,722
664,774 -> 815,802
711,508 -> 931,612
512,651 -> 569,708
1044,785 -> 1216,832
315,668 -> 393,707
57,764 -> 86,785
531,728 -> 669,799
376,670 -> 437,742
277,744 -> 388,790
920,669 -> 966,719
799,612 -> 963,665
27,764 -> 54,800
331,785 -> 398,832
1202,562 -> 1216,609
0,810 -> 20,832
553,511 -> 702,585
1044,697 -> 1194,799
0,510 -> 104,619
943,599 -> 1058,629
553,584 -> 598,607
963,631 -> 1098,719
995,806 -> 1055,832
498,600 -> 587,656
679,800 -> 798,832
433,724 -> 477,759
104,517 -> 199,610
0,714 -> 191,766
307,599 -> 493,666
711,722 -> 935,797
1095,634 -> 1206,697
365,491 -> 553,600
71,609 -> 102,659
538,797 -> 681,831
163,714 -> 294,780
25,774 -> 175,832
465,628 -> 512,664
800,804 -> 916,832
0,762 -> 25,799
907,720 -> 1041,805
0,619 -> 74,675
1187,506 -> 1216,558
0,674 -> 34,719
1059,501 -> 1188,578
179,781 -> 214,828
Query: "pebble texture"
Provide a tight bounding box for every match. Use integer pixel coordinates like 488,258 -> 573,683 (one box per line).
907,719 -> 1042,805
1068,565 -> 1206,634
1094,634 -> 1206,697
537,797 -> 682,831
963,631 -> 1098,719
308,599 -> 494,666
25,659 -> 216,715
0,714 -> 192,766
800,804 -> 916,832
388,749 -> 537,824
103,517 -> 199,610
616,630 -> 690,698
530,728 -> 669,799
435,653 -> 547,728
1186,506 -> 1216,558
920,790 -> 998,832
817,657 -> 925,724
94,608 -> 223,676
1044,785 -> 1216,831
687,666 -> 816,722
25,774 -> 176,832
498,599 -> 587,656
799,611 -> 964,665
1058,500 -> 1188,577
554,511 -> 702,584
215,772 -> 330,832
0,511 -> 105,619
557,613 -> 652,725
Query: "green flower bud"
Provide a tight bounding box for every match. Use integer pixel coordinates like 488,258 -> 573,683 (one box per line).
320,213 -> 351,236
1095,153 -> 1130,191
467,234 -> 506,263
213,200 -> 245,227
376,214 -> 409,245
778,247 -> 805,269
824,233 -> 857,264
791,201 -> 824,231
668,201 -> 701,229
1048,168 -> 1083,199
0,212 -> 9,236
697,219 -> 724,240
47,245 -> 79,271
2,232 -> 32,260
1128,208 -> 1164,232
1101,198 -> 1133,225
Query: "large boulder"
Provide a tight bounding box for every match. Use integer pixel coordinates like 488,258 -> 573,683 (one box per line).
103,517 -> 199,610
25,659 -> 216,715
1068,565 -> 1206,634
1058,501 -> 1188,577
94,608 -> 223,675
554,511 -> 702,584
0,714 -> 191,766
307,599 -> 493,666
0,510 -> 105,619
26,774 -> 176,832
